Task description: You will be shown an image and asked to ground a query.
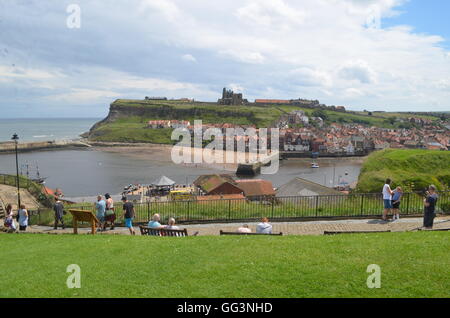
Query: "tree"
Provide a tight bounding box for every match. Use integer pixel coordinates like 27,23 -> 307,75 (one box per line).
312,110 -> 328,120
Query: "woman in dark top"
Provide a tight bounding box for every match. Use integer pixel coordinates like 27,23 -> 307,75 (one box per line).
423,185 -> 439,229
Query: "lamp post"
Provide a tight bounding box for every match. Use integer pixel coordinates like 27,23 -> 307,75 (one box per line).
11,133 -> 21,209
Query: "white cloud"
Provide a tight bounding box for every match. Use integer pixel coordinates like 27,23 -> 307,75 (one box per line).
46,88 -> 121,103
291,67 -> 333,87
218,50 -> 265,64
338,60 -> 378,84
181,54 -> 197,62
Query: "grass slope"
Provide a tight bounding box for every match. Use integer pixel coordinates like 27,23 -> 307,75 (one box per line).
356,149 -> 450,193
0,232 -> 449,298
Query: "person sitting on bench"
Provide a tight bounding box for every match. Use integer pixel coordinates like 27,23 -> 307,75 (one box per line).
256,217 -> 272,234
237,224 -> 251,233
148,213 -> 162,229
165,217 -> 180,230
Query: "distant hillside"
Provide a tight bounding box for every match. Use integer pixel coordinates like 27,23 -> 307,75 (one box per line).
356,149 -> 450,193
87,99 -> 445,144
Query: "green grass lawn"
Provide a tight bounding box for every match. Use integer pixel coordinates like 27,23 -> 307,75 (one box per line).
0,232 -> 449,298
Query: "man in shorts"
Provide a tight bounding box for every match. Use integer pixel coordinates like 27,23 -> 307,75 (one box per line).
382,178 -> 394,221
122,196 -> 135,235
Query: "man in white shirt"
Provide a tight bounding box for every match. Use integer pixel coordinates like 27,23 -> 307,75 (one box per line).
382,178 -> 394,221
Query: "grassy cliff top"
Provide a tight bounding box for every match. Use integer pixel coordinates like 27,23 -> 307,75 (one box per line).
88,99 -> 444,144
356,149 -> 450,193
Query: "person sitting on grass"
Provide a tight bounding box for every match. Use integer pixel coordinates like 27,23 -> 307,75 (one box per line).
391,187 -> 403,221
148,213 -> 162,229
256,217 -> 272,234
165,217 -> 180,230
121,196 -> 135,235
237,224 -> 252,233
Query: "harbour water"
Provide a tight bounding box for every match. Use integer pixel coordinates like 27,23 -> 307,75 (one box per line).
0,148 -> 362,197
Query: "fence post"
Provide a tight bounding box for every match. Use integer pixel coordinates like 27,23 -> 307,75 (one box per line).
147,201 -> 150,222
360,195 -> 364,216
406,193 -> 410,215
187,201 -> 190,222
315,196 -> 319,217
228,200 -> 231,221
271,199 -> 274,219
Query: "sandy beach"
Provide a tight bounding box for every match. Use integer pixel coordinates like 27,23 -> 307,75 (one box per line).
91,142 -> 273,172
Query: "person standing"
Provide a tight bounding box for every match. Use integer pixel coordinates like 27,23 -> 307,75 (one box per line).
423,185 -> 439,229
122,196 -> 135,235
382,178 -> 394,221
391,187 -> 403,221
95,195 -> 106,231
18,204 -> 28,231
104,193 -> 116,231
53,198 -> 65,230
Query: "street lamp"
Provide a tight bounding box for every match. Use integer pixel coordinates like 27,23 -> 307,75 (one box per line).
11,133 -> 21,209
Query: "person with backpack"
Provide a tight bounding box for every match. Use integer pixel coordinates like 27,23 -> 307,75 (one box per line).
104,193 -> 116,231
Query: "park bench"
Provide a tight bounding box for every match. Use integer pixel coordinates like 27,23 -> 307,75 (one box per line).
139,226 -> 189,237
324,230 -> 391,235
219,230 -> 283,236
418,228 -> 450,232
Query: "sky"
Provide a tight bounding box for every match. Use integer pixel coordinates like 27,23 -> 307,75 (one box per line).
0,0 -> 450,118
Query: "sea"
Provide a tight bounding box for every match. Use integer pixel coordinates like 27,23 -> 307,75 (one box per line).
0,118 -> 362,198
0,118 -> 99,143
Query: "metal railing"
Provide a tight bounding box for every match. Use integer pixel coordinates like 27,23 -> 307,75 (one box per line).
33,191 -> 450,226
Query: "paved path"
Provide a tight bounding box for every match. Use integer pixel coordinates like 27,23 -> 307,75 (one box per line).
2,216 -> 450,236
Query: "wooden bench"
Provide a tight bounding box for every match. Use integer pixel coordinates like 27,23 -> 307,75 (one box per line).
418,228 -> 450,232
220,230 -> 283,236
324,230 -> 391,235
139,226 -> 189,237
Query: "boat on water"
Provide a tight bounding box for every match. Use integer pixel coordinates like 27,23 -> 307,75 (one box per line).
21,163 -> 47,184
311,163 -> 320,168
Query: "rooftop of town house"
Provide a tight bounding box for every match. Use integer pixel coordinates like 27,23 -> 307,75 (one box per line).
235,179 -> 276,197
